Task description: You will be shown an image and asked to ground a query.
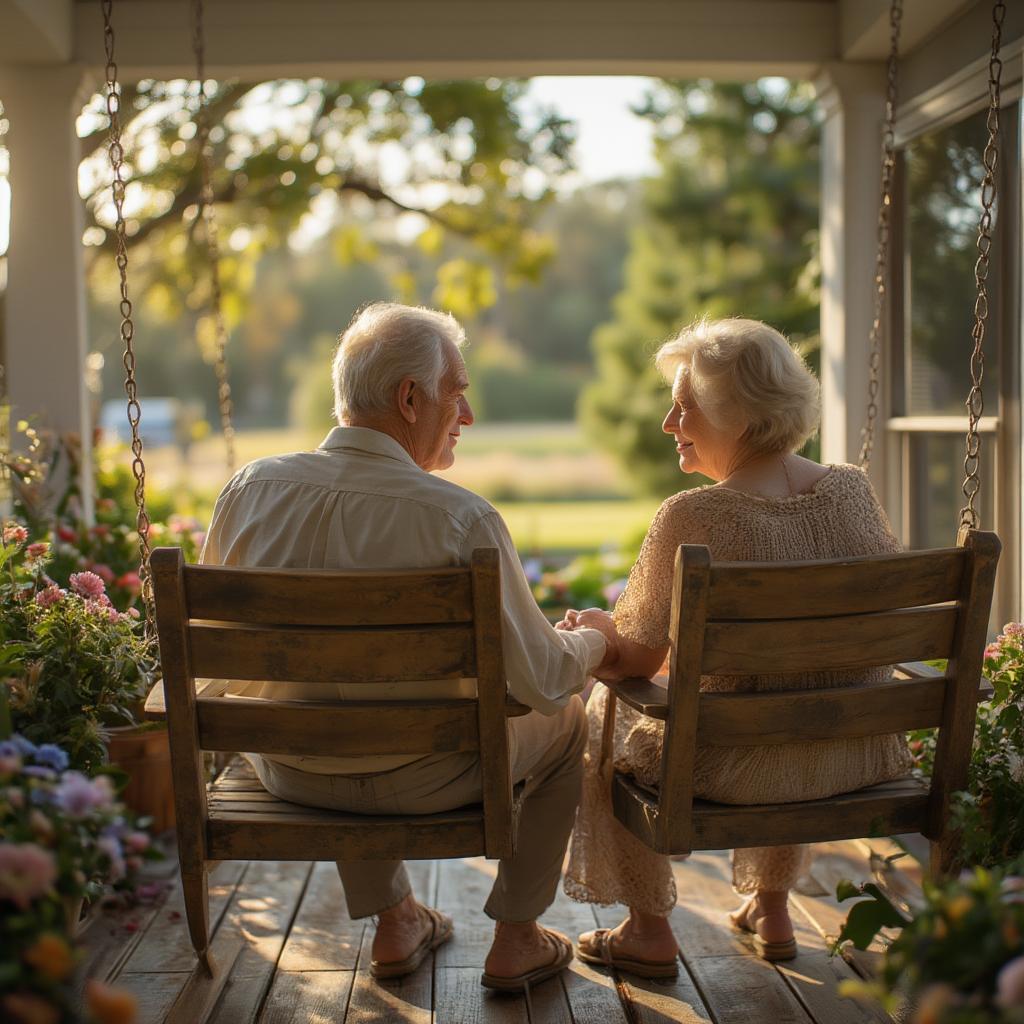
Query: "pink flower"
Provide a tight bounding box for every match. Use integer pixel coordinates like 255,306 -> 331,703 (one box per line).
90,524 -> 110,539
985,642 -> 1001,660
56,525 -> 77,543
124,831 -> 150,854
997,956 -> 1024,1008
0,842 -> 58,909
116,571 -> 142,596
90,563 -> 115,584
0,754 -> 21,775
126,607 -> 140,619
34,586 -> 65,609
25,542 -> 49,560
69,571 -> 106,599
2,524 -> 28,545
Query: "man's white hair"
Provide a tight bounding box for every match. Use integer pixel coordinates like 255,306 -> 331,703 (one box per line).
332,303 -> 466,422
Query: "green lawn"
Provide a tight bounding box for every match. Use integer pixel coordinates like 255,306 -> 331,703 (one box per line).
495,499 -> 659,556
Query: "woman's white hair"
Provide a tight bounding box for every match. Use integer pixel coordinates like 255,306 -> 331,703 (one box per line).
654,317 -> 820,454
332,303 -> 466,422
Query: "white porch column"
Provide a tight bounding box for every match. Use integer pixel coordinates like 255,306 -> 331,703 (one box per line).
815,63 -> 887,488
0,64 -> 94,518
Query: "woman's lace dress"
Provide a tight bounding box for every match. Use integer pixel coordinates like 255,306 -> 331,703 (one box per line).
565,465 -> 914,914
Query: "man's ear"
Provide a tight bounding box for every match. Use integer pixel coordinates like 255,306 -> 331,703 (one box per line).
397,378 -> 418,424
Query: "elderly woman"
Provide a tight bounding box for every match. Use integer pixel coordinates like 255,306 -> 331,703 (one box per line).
561,318 -> 912,972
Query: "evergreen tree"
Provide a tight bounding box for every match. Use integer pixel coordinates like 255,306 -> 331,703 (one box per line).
580,79 -> 821,496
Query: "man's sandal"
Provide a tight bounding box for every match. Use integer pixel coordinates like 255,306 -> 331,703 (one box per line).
728,907 -> 798,962
576,928 -> 680,979
370,905 -> 454,980
480,927 -> 574,993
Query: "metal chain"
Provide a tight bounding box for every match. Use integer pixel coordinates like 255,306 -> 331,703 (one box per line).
191,0 -> 236,474
101,0 -> 156,638
959,0 -> 1005,534
858,0 -> 903,470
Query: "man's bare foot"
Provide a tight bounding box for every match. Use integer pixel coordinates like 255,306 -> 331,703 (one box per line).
579,910 -> 678,964
728,891 -> 794,945
483,922 -> 570,980
372,894 -> 447,965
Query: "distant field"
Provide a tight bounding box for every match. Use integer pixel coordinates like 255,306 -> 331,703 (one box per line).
142,423 -> 655,555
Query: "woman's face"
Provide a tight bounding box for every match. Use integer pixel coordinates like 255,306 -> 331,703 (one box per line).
662,367 -> 743,481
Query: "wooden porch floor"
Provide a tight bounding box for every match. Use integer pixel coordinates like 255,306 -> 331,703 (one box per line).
76,837 -> 901,1023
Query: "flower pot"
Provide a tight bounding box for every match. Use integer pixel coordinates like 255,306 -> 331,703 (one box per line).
104,725 -> 176,832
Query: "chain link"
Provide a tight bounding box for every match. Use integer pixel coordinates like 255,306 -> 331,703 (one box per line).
191,0 -> 236,474
858,0 -> 903,471
101,0 -> 156,639
959,0 -> 1005,533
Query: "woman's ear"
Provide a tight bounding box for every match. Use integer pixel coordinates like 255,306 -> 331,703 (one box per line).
397,378 -> 417,424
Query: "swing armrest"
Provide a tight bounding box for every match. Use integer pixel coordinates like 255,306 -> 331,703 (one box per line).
143,678 -> 230,721
603,676 -> 669,720
894,661 -> 994,702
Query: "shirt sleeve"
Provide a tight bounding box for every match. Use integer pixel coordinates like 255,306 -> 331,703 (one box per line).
463,511 -> 606,715
613,493 -> 702,649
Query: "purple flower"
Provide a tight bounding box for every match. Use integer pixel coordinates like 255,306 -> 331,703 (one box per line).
54,771 -> 114,818
0,742 -> 23,774
97,834 -> 126,882
35,584 -> 65,608
21,765 -> 57,780
602,579 -> 628,607
521,557 -> 544,585
9,735 -> 37,758
1003,622 -> 1024,639
33,744 -> 69,772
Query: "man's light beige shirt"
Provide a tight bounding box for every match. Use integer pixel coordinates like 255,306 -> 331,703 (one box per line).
200,426 -> 606,773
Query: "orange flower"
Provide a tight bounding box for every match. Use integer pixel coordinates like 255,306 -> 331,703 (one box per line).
0,991 -> 60,1024
23,933 -> 75,981
86,980 -> 138,1024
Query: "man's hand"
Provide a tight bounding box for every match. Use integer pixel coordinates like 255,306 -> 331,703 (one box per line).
556,607 -> 619,669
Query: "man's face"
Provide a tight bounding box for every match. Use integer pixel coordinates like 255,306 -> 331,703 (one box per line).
415,349 -> 474,472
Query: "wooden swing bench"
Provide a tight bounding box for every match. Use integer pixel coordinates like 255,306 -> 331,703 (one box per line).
601,529 -> 1000,879
144,544 -> 525,1017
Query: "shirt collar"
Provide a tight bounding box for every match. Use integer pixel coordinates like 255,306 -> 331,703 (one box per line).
318,425 -> 421,469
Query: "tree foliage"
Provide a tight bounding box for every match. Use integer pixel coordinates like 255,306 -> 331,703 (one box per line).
580,79 -> 821,497
80,77 -> 575,345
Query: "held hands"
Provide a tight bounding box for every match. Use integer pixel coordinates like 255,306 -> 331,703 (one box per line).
555,607 -> 620,671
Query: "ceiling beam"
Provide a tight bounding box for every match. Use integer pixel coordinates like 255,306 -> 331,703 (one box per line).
0,0 -> 72,64
70,0 -> 838,81
840,0 -> 977,60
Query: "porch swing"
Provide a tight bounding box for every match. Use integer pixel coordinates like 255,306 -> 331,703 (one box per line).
598,0 -> 1006,881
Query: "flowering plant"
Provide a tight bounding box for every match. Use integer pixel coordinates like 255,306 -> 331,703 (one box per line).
526,548 -> 633,615
0,734 -> 145,1023
836,859 -> 1024,1023
907,624 -> 1024,871
1,527 -> 156,773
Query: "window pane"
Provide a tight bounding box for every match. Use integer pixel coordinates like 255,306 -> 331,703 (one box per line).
904,109 -> 999,415
907,433 -> 995,549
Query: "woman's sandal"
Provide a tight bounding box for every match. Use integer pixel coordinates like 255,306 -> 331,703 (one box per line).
370,905 -> 454,980
728,905 -> 798,962
480,927 -> 574,993
576,928 -> 680,979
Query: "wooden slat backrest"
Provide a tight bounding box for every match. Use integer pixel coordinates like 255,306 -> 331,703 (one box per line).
706,548 -> 966,620
183,564 -> 474,626
151,544 -> 516,859
653,531 -> 1001,857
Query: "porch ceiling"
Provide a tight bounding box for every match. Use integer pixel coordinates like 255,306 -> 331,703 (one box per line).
0,0 -> 979,80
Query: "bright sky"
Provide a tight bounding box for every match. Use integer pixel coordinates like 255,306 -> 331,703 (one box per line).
0,76 -> 659,257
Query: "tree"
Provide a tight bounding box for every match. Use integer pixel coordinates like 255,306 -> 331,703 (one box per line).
580,79 -> 821,497
80,79 -> 574,328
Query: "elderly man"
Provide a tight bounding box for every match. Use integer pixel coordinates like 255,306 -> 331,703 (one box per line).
201,302 -> 614,992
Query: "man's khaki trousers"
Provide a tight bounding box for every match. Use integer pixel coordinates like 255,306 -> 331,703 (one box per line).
249,696 -> 587,922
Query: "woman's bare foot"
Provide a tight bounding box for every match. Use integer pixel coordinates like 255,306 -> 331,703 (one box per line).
579,909 -> 678,964
728,891 -> 794,945
483,922 -> 570,980
372,893 -> 443,964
